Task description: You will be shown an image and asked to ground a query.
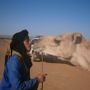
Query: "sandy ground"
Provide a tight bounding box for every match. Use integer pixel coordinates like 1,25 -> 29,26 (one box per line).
0,39 -> 90,90
31,62 -> 90,90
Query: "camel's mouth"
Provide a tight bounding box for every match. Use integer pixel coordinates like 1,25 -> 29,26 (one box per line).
33,51 -> 74,66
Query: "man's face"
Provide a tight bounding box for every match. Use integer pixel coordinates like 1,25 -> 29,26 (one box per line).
23,38 -> 31,52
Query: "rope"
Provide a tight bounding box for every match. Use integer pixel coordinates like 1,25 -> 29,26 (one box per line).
32,49 -> 44,90
41,52 -> 44,90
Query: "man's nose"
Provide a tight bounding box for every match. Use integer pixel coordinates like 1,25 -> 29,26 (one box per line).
29,40 -> 31,45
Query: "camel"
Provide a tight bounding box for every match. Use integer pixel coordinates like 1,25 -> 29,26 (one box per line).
31,32 -> 90,71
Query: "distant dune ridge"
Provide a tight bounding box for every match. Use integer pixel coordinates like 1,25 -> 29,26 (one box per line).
32,32 -> 90,71
0,35 -> 12,39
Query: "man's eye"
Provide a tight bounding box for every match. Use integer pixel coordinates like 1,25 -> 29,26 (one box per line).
25,39 -> 29,42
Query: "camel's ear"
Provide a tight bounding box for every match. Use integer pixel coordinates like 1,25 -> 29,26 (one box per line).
72,33 -> 82,44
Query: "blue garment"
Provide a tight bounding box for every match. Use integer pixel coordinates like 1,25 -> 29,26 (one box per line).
0,55 -> 38,90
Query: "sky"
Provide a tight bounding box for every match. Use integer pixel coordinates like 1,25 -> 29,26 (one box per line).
0,0 -> 90,38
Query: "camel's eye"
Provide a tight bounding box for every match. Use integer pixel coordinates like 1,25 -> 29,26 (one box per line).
54,39 -> 61,45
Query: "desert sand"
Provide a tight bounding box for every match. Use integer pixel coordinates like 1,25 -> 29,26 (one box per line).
0,38 -> 90,90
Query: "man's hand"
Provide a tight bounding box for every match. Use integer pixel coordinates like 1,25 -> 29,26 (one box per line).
35,73 -> 47,83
